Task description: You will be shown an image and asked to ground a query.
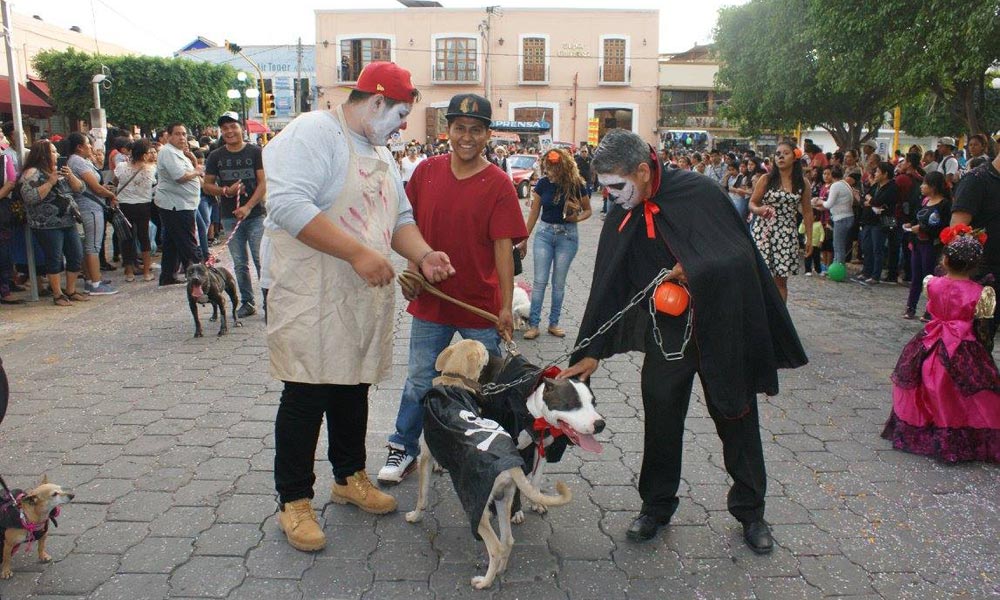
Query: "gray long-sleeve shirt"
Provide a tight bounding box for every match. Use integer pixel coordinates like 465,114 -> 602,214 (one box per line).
262,110 -> 414,238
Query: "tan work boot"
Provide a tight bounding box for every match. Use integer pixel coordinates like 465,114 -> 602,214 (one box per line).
277,498 -> 326,552
331,470 -> 397,514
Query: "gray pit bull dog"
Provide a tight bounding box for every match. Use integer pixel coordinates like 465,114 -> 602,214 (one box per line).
186,263 -> 241,337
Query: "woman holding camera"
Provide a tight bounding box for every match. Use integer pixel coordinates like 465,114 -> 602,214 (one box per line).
516,148 -> 591,339
19,140 -> 87,306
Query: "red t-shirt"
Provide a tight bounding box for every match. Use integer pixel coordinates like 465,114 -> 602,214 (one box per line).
406,155 -> 528,328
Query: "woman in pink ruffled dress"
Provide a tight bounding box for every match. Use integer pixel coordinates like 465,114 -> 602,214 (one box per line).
882,225 -> 1000,463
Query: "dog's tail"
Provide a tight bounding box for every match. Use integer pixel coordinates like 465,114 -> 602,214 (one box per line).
509,469 -> 571,507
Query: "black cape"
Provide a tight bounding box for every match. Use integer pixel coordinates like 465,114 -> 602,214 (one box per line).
0,356 -> 8,426
422,386 -> 524,538
572,167 -> 807,418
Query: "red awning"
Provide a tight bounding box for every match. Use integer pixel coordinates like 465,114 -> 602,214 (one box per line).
27,76 -> 50,100
0,75 -> 53,118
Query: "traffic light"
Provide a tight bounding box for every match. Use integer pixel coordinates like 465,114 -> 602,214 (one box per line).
224,40 -> 242,54
262,93 -> 276,118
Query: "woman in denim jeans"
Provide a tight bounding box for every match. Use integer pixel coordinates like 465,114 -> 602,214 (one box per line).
19,141 -> 87,306
516,148 -> 591,339
856,162 -> 897,285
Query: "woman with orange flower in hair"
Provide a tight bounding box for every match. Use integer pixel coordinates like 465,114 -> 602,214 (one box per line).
883,224 -> 1000,463
516,148 -> 591,339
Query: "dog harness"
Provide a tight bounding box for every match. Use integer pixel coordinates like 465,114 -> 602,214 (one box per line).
0,484 -> 59,559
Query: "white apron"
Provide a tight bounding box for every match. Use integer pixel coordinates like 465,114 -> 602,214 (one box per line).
266,107 -> 399,384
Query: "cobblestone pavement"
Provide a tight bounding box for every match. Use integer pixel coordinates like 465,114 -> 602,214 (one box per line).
0,204 -> 998,600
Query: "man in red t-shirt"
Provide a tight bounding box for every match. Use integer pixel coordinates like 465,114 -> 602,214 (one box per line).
378,93 -> 528,483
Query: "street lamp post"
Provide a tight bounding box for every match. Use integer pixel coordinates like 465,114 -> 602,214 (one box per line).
227,72 -> 255,127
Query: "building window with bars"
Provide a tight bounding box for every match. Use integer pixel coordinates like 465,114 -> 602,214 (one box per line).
340,38 -> 391,82
601,37 -> 627,84
434,37 -> 478,82
521,37 -> 546,83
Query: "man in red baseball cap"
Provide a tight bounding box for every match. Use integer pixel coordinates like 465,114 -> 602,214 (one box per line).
261,61 -> 453,552
352,61 -> 420,104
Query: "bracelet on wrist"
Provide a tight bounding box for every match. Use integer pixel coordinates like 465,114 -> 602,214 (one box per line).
417,250 -> 434,269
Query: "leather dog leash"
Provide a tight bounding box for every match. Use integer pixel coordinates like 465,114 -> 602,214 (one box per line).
397,269 -> 499,325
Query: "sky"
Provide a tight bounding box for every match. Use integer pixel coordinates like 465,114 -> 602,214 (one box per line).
23,0 -> 745,57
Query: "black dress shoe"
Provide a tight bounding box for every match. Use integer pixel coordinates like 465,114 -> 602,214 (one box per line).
742,519 -> 773,554
159,278 -> 185,287
626,513 -> 670,542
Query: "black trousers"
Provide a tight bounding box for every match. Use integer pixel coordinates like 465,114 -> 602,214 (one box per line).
158,208 -> 202,284
274,381 -> 370,504
638,331 -> 767,524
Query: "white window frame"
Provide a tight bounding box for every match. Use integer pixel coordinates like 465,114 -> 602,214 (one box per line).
518,33 -> 550,85
431,33 -> 481,84
598,34 -> 631,86
508,102 -> 560,141
587,102 -> 639,134
335,34 -> 397,83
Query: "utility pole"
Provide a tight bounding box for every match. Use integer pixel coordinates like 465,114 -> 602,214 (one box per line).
480,6 -> 501,102
1,0 -> 38,301
295,37 -> 303,116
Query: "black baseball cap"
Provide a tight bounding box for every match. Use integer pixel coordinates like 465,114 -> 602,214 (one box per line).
445,93 -> 492,126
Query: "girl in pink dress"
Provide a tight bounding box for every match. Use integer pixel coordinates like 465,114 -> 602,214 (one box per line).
882,226 -> 1000,462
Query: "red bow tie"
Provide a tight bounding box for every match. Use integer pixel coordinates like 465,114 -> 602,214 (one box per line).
618,200 -> 660,239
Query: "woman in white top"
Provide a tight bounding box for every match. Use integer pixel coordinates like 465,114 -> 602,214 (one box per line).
113,139 -> 157,282
818,165 -> 855,267
398,144 -> 425,186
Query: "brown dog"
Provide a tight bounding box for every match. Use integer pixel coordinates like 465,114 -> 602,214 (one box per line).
1,476 -> 74,579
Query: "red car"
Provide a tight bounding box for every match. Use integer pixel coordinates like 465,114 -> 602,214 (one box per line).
508,154 -> 539,199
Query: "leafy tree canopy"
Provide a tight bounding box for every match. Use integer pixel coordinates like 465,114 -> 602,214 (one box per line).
714,0 -> 1000,149
33,49 -> 235,133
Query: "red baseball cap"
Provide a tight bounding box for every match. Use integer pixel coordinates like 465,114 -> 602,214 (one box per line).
353,62 -> 419,104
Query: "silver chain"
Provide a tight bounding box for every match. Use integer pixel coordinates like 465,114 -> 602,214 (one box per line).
648,285 -> 693,362
481,268 -> 689,396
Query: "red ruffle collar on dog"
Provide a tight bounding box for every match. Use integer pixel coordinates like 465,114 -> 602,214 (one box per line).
533,365 -> 566,457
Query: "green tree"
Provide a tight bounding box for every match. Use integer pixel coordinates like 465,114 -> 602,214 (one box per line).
884,0 -> 1000,136
33,49 -> 235,133
900,88 -> 1000,139
714,0 -> 893,150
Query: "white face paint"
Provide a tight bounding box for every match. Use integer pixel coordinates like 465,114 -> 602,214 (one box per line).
598,173 -> 640,209
365,101 -> 411,146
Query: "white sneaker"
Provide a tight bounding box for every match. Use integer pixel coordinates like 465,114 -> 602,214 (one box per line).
377,443 -> 415,484
805,272 -> 813,277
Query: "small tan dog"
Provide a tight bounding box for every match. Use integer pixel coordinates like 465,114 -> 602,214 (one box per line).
406,339 -> 572,589
1,476 -> 74,579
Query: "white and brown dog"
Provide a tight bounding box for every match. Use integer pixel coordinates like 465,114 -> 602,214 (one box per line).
477,350 -> 605,521
405,339 -> 573,589
1,476 -> 74,580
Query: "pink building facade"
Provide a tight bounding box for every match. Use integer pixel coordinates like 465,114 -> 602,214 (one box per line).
315,7 -> 659,147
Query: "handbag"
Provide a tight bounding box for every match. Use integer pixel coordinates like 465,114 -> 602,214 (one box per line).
110,206 -> 135,247
879,213 -> 897,229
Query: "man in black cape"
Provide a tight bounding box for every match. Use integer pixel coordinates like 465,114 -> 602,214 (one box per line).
561,130 -> 808,554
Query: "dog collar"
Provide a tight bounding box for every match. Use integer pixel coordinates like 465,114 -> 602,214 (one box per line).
440,372 -> 482,393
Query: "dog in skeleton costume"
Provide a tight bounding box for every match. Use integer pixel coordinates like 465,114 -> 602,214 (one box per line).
405,339 -> 572,590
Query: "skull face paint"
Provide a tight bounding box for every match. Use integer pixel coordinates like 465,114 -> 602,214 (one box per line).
366,101 -> 411,146
598,174 -> 640,209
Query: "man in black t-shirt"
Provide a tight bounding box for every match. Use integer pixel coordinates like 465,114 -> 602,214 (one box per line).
952,154 -> 1000,339
204,112 -> 267,318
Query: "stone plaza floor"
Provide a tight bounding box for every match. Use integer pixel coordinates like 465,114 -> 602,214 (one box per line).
0,205 -> 997,599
